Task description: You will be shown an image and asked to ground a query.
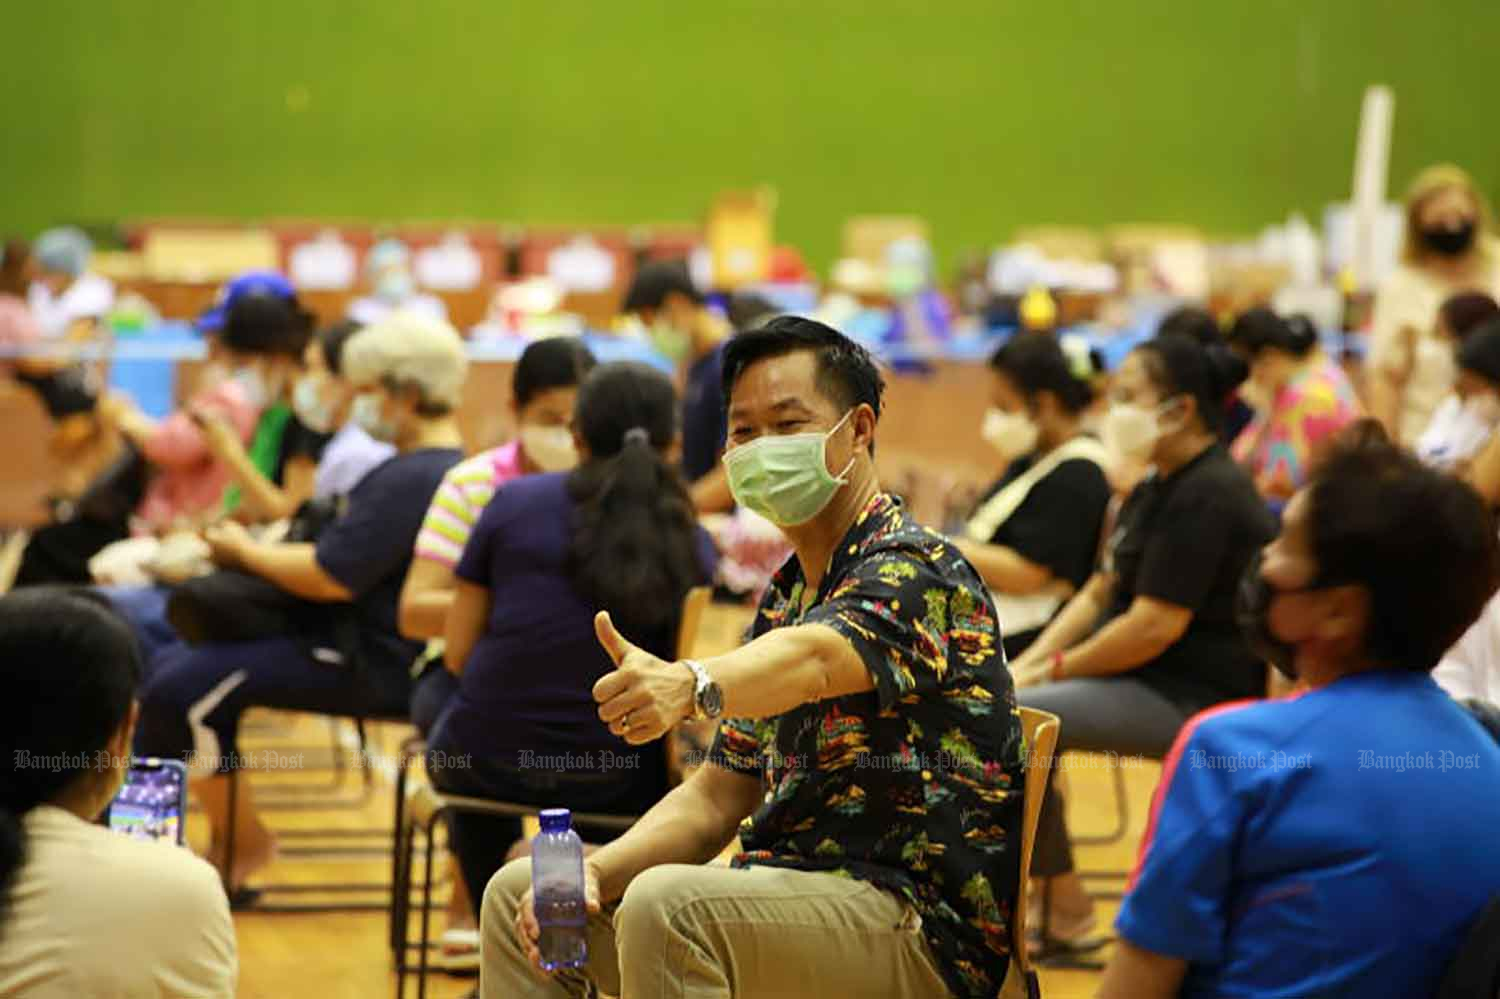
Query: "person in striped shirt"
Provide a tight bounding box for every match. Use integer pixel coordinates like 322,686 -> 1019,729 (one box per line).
400,335 -> 598,691
397,336 -> 595,965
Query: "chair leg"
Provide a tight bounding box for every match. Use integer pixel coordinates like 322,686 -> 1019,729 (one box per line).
390,741 -> 416,954
392,813 -> 414,997
1071,763 -> 1129,846
220,768 -> 237,895
417,812 -> 440,999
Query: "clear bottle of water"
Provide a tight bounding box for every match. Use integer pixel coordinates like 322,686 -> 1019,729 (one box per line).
532,808 -> 588,970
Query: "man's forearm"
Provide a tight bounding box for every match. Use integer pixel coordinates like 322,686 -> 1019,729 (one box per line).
238,541 -> 351,602
699,624 -> 871,720
588,774 -> 748,904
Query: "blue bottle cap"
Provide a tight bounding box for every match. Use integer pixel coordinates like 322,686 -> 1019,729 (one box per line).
538,808 -> 573,833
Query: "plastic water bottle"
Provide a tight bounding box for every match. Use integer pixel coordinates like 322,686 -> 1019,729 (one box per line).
532,808 -> 588,970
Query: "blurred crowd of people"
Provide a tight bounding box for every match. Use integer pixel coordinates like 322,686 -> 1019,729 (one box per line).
2,161 -> 1500,999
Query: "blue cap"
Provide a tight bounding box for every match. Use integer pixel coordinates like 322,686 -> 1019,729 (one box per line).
538,808 -> 573,833
195,270 -> 296,332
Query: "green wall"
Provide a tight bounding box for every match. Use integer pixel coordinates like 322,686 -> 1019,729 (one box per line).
3,1 -> 1497,271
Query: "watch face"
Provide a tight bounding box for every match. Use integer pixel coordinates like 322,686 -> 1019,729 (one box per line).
700,682 -> 724,718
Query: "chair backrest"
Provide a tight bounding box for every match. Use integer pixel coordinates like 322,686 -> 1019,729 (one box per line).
1011,706 -> 1060,990
675,585 -> 713,660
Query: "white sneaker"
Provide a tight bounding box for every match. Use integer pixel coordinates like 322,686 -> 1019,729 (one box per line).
431,927 -> 480,974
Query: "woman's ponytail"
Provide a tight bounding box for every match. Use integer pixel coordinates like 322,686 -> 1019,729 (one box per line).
567,365 -> 702,642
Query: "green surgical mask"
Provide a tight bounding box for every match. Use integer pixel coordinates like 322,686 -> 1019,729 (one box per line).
722,410 -> 855,526
649,321 -> 692,363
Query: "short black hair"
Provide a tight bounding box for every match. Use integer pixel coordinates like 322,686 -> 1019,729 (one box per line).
1134,334 -> 1248,435
1227,306 -> 1317,359
725,291 -> 782,331
1156,305 -> 1223,347
721,315 -> 885,419
1458,318 -> 1500,385
1308,437 -> 1499,671
513,337 -> 597,408
622,259 -> 703,313
1440,291 -> 1500,341
989,332 -> 1096,414
221,292 -> 313,360
316,319 -> 363,376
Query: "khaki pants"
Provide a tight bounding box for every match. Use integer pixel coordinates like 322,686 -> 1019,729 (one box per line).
481,859 -> 1022,998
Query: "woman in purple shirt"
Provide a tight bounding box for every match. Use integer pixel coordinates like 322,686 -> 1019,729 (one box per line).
430,362 -> 718,919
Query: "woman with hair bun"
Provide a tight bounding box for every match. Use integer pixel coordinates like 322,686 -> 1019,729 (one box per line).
1227,308 -> 1361,500
956,332 -> 1112,658
1006,333 -> 1277,954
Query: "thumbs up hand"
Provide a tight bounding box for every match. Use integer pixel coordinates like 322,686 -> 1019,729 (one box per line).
592,611 -> 697,746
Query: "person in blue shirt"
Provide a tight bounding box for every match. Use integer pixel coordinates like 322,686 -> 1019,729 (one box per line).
133,312 -> 467,899
1101,430 -> 1500,999
621,260 -> 735,513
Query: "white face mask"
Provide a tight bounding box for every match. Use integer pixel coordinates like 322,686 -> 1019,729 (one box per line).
233,366 -> 273,410
520,425 -> 579,472
1101,402 -> 1163,461
981,407 -> 1040,460
292,375 -> 338,433
375,269 -> 415,304
351,391 -> 399,443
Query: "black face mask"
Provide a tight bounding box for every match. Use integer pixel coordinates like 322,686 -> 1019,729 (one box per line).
1235,550 -> 1300,681
1422,220 -> 1477,257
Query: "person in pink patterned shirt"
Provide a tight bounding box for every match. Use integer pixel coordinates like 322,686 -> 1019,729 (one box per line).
1228,309 -> 1362,502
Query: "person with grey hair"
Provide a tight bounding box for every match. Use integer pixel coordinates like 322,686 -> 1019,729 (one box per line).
27,226 -> 115,338
132,312 -> 468,899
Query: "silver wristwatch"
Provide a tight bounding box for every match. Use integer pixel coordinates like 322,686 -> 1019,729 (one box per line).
681,659 -> 723,720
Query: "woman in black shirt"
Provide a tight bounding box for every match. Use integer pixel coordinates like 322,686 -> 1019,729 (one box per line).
1009,334 -> 1276,952
956,333 -> 1111,659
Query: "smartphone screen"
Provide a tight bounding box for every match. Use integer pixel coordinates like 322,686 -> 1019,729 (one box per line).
103,758 -> 188,845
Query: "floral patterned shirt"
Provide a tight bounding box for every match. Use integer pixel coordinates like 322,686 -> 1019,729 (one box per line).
709,492 -> 1025,998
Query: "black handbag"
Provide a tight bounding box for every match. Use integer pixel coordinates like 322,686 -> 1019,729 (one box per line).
164,495 -> 349,647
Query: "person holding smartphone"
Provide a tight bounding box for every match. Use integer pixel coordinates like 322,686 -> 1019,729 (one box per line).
0,588 -> 236,998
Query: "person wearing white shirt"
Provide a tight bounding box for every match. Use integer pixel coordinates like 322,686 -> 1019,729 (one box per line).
346,238 -> 448,327
1415,319 -> 1500,472
1367,165 -> 1500,445
0,589 -> 236,999
27,227 -> 115,339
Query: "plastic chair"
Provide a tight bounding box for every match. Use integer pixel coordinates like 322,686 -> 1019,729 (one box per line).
221,710 -> 415,913
1008,706 -> 1059,999
391,776 -> 637,999
388,584 -> 715,994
